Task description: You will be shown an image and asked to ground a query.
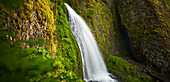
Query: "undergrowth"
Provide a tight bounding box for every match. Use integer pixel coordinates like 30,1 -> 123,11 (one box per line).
0,40 -> 82,81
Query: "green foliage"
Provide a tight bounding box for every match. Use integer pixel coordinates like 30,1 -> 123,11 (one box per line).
107,55 -> 138,73
57,5 -> 64,15
0,41 -> 55,82
149,69 -> 170,77
55,0 -> 82,74
38,47 -> 51,59
120,74 -> 152,82
0,39 -> 82,81
47,55 -> 82,82
62,38 -> 72,44
86,8 -> 93,18
107,55 -> 153,82
24,38 -> 46,47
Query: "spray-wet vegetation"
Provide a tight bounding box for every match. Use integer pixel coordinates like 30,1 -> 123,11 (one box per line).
0,0 -> 169,81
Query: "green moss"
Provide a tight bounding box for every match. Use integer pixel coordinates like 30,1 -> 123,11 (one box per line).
23,38 -> 46,47
107,55 -> 153,82
121,74 -> 152,82
0,40 -> 55,81
117,0 -> 169,74
78,1 -> 114,59
54,1 -> 83,80
86,8 -> 93,18
107,55 -> 138,73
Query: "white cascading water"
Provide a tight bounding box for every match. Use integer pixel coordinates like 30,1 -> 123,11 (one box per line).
64,3 -> 117,82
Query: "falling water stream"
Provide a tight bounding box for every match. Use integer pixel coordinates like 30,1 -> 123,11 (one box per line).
65,3 -> 117,82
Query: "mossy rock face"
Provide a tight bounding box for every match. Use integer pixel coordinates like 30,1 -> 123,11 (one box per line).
107,55 -> 154,82
107,55 -> 138,73
116,0 -> 170,74
0,0 -> 83,80
0,0 -> 56,54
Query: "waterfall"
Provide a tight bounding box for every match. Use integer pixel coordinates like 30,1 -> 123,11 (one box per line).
64,3 -> 117,82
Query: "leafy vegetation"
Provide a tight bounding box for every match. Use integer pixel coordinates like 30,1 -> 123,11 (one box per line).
0,41 -> 54,81
23,38 -> 46,47
0,39 -> 82,81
